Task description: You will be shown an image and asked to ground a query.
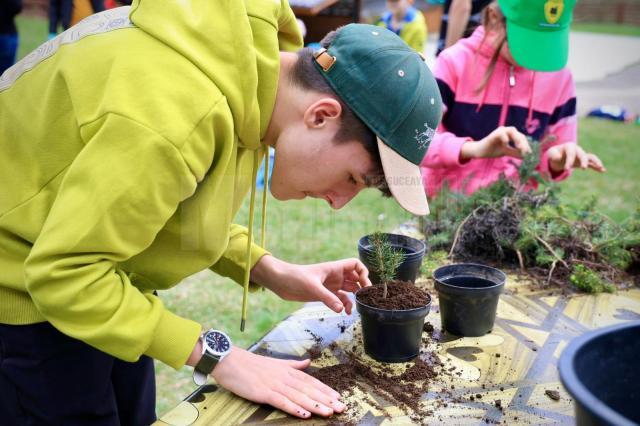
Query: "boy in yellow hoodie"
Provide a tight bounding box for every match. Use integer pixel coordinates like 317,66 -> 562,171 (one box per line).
0,0 -> 441,422
376,0 -> 428,52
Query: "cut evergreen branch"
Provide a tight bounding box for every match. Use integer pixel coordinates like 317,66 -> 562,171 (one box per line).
422,145 -> 640,293
367,232 -> 405,298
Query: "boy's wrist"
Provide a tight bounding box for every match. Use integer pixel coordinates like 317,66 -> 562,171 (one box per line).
250,255 -> 286,290
186,337 -> 204,367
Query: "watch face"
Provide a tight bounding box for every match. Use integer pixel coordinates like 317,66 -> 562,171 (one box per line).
205,331 -> 230,355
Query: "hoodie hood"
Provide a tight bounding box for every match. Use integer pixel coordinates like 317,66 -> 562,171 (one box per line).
130,0 -> 302,331
129,0 -> 301,149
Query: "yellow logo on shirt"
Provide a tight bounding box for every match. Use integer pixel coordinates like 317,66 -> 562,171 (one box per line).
544,0 -> 564,24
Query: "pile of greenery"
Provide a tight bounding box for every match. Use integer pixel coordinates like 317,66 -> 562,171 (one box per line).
422,148 -> 640,293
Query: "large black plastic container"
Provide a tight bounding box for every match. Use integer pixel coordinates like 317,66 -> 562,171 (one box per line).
432,263 -> 506,337
358,233 -> 426,285
559,321 -> 640,426
356,290 -> 431,362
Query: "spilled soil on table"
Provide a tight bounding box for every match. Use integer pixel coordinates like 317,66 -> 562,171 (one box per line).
311,349 -> 441,424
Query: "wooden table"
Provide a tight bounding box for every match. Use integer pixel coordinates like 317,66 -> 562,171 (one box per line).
155,277 -> 640,425
289,0 -> 341,17
289,0 -> 361,44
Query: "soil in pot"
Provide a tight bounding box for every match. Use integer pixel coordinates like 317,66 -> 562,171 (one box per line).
356,280 -> 430,310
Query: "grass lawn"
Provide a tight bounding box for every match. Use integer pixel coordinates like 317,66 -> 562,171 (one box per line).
15,15 -> 48,60
562,118 -> 640,223
11,12 -> 640,418
572,22 -> 640,37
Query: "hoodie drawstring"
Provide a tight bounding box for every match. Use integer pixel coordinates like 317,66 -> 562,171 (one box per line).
240,147 -> 269,331
261,149 -> 269,248
526,72 -> 536,130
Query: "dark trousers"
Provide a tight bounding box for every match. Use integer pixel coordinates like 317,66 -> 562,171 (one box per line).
48,0 -> 73,33
0,34 -> 18,74
0,322 -> 156,425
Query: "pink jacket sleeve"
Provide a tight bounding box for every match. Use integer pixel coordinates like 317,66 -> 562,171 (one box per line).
537,71 -> 577,182
421,50 -> 470,169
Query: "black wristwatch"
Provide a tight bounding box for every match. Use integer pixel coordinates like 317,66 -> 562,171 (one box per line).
192,329 -> 232,386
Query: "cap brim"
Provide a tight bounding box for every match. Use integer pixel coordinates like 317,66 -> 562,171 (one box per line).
506,21 -> 569,72
377,137 -> 429,216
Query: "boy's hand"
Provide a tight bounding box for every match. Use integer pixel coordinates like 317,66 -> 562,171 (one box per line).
212,346 -> 345,419
251,255 -> 371,314
460,126 -> 532,161
546,143 -> 606,173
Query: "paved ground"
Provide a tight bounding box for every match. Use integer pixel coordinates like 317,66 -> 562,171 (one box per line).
360,0 -> 640,117
569,32 -> 640,116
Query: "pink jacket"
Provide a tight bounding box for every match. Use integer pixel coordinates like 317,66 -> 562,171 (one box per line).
421,26 -> 577,197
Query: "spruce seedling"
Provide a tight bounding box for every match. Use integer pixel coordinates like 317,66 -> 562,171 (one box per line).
367,232 -> 405,298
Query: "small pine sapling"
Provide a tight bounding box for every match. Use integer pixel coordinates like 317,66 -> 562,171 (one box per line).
367,232 -> 405,298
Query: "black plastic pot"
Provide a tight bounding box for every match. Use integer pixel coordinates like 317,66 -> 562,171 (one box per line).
356,289 -> 431,362
432,263 -> 506,337
559,321 -> 640,426
358,233 -> 426,285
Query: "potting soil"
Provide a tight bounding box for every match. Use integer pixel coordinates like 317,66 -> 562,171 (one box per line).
356,280 -> 430,310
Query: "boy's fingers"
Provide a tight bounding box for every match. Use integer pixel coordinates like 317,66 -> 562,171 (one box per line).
316,286 -> 344,313
266,391 -> 311,419
342,280 -> 361,293
337,290 -> 353,315
291,369 -> 341,401
345,270 -> 363,289
345,258 -> 371,287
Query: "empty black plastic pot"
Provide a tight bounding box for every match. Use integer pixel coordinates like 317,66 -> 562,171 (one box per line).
559,321 -> 640,426
433,263 -> 505,337
356,290 -> 431,362
358,233 -> 426,285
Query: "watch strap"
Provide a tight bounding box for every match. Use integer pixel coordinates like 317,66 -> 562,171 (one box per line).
196,351 -> 217,373
193,351 -> 219,386
193,369 -> 208,386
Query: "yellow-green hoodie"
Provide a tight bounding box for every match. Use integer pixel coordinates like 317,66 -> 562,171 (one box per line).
375,7 -> 427,53
0,0 -> 302,369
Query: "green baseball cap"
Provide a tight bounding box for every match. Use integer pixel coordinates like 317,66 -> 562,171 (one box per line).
313,24 -> 442,216
498,0 -> 576,72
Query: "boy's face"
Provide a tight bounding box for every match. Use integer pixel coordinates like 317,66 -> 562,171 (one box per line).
386,0 -> 411,16
269,100 -> 377,209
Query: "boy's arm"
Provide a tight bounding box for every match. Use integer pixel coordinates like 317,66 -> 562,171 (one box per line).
209,224 -> 270,290
23,113 -> 204,369
445,0 -> 472,49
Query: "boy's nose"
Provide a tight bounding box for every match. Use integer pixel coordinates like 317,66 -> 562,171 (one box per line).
327,189 -> 359,209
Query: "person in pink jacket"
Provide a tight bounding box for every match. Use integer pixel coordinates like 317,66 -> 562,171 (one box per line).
421,0 -> 605,197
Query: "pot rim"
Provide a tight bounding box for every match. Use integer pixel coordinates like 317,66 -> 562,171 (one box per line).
558,321 -> 640,426
358,233 -> 426,257
433,263 -> 506,292
355,288 -> 432,313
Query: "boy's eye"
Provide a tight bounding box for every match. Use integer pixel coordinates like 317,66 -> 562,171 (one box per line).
349,175 -> 357,185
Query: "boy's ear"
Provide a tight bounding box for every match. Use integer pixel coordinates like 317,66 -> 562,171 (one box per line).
303,97 -> 342,129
